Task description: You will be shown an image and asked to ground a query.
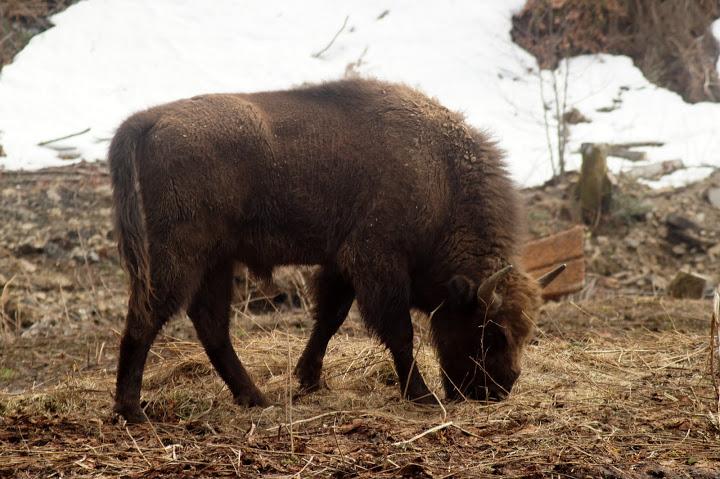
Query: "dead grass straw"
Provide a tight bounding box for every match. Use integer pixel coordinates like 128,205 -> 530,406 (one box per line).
2,298 -> 720,477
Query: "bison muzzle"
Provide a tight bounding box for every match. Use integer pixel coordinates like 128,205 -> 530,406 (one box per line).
109,78 -> 562,422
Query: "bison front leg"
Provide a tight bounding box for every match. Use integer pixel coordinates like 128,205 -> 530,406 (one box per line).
188,261 -> 269,408
349,259 -> 434,404
294,267 -> 355,393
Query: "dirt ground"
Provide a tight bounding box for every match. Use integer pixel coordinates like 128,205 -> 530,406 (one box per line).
524,169 -> 720,298
1,162 -> 719,478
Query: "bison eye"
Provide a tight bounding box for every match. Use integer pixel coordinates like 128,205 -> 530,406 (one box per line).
447,275 -> 477,309
481,323 -> 509,350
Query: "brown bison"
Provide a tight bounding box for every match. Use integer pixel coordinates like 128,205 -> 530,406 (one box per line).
109,78 -> 563,422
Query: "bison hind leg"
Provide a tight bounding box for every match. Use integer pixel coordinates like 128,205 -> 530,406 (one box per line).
294,267 -> 355,393
188,259 -> 269,408
114,289 -> 184,423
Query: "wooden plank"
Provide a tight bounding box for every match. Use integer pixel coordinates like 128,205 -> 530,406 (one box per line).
529,258 -> 585,299
522,225 -> 585,271
521,225 -> 586,298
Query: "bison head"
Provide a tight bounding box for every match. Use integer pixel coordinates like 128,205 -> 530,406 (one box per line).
433,264 -> 564,402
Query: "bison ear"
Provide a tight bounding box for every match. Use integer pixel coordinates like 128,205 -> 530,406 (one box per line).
447,275 -> 477,309
476,265 -> 513,314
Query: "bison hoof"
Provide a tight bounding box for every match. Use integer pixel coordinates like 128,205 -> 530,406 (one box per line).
113,403 -> 147,423
234,392 -> 271,408
408,393 -> 438,405
294,377 -> 329,399
294,357 -> 322,385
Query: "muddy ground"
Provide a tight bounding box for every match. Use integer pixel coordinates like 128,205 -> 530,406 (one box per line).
1,162 -> 719,478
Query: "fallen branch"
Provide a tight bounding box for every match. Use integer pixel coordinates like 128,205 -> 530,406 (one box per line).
572,141 -> 664,162
265,410 -> 348,433
312,15 -> 349,58
40,145 -> 78,152
625,159 -> 684,180
606,145 -> 646,162
392,421 -> 453,446
612,141 -> 664,148
450,423 -> 481,438
37,128 -> 91,147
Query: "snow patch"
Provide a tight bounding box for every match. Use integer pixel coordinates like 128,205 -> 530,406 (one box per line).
0,0 -> 718,187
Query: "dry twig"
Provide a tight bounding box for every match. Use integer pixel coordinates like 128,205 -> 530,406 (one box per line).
37,127 -> 91,147
312,16 -> 349,58
392,421 -> 453,446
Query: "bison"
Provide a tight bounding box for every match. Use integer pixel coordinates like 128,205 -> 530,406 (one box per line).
109,78 -> 563,422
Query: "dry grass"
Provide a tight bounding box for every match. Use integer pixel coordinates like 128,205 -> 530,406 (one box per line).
1,298 -> 719,477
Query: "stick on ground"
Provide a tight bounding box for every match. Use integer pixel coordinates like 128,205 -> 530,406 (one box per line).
392,421 -> 453,446
37,128 -> 91,147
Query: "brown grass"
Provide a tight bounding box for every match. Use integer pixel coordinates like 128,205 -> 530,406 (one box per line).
1,297 -> 719,477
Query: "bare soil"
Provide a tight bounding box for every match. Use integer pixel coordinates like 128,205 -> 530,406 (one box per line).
524,170 -> 720,298
1,162 -> 719,477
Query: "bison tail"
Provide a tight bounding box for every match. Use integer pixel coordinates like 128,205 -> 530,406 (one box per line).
108,114 -> 157,323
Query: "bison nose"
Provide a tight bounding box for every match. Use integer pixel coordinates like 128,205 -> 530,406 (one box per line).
466,385 -> 507,402
486,370 -> 520,402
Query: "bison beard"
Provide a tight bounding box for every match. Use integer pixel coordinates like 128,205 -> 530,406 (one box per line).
109,78 -> 559,423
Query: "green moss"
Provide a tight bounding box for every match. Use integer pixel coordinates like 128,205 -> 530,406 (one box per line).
0,367 -> 15,381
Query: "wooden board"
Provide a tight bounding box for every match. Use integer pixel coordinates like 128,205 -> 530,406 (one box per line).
522,225 -> 586,299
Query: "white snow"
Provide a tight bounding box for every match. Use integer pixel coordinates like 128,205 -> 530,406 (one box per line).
0,0 -> 718,187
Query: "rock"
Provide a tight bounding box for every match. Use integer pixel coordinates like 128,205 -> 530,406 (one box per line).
563,108 -> 590,125
665,213 -> 714,250
666,213 -> 701,232
651,275 -> 668,290
625,159 -> 684,181
625,237 -> 640,250
34,271 -> 73,291
666,272 -> 706,299
42,239 -> 66,259
14,242 -> 44,256
46,187 -> 62,203
708,242 -> 720,259
707,187 -> 720,208
21,316 -> 59,338
58,151 -> 81,160
671,244 -> 687,256
70,247 -> 100,263
17,259 -> 37,273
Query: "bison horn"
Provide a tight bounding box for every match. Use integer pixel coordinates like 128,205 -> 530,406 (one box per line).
476,265 -> 513,310
537,263 -> 566,288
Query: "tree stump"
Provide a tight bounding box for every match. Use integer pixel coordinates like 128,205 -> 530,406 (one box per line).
574,143 -> 612,225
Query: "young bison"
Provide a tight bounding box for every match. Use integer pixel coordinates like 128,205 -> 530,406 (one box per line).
110,78 -> 562,422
